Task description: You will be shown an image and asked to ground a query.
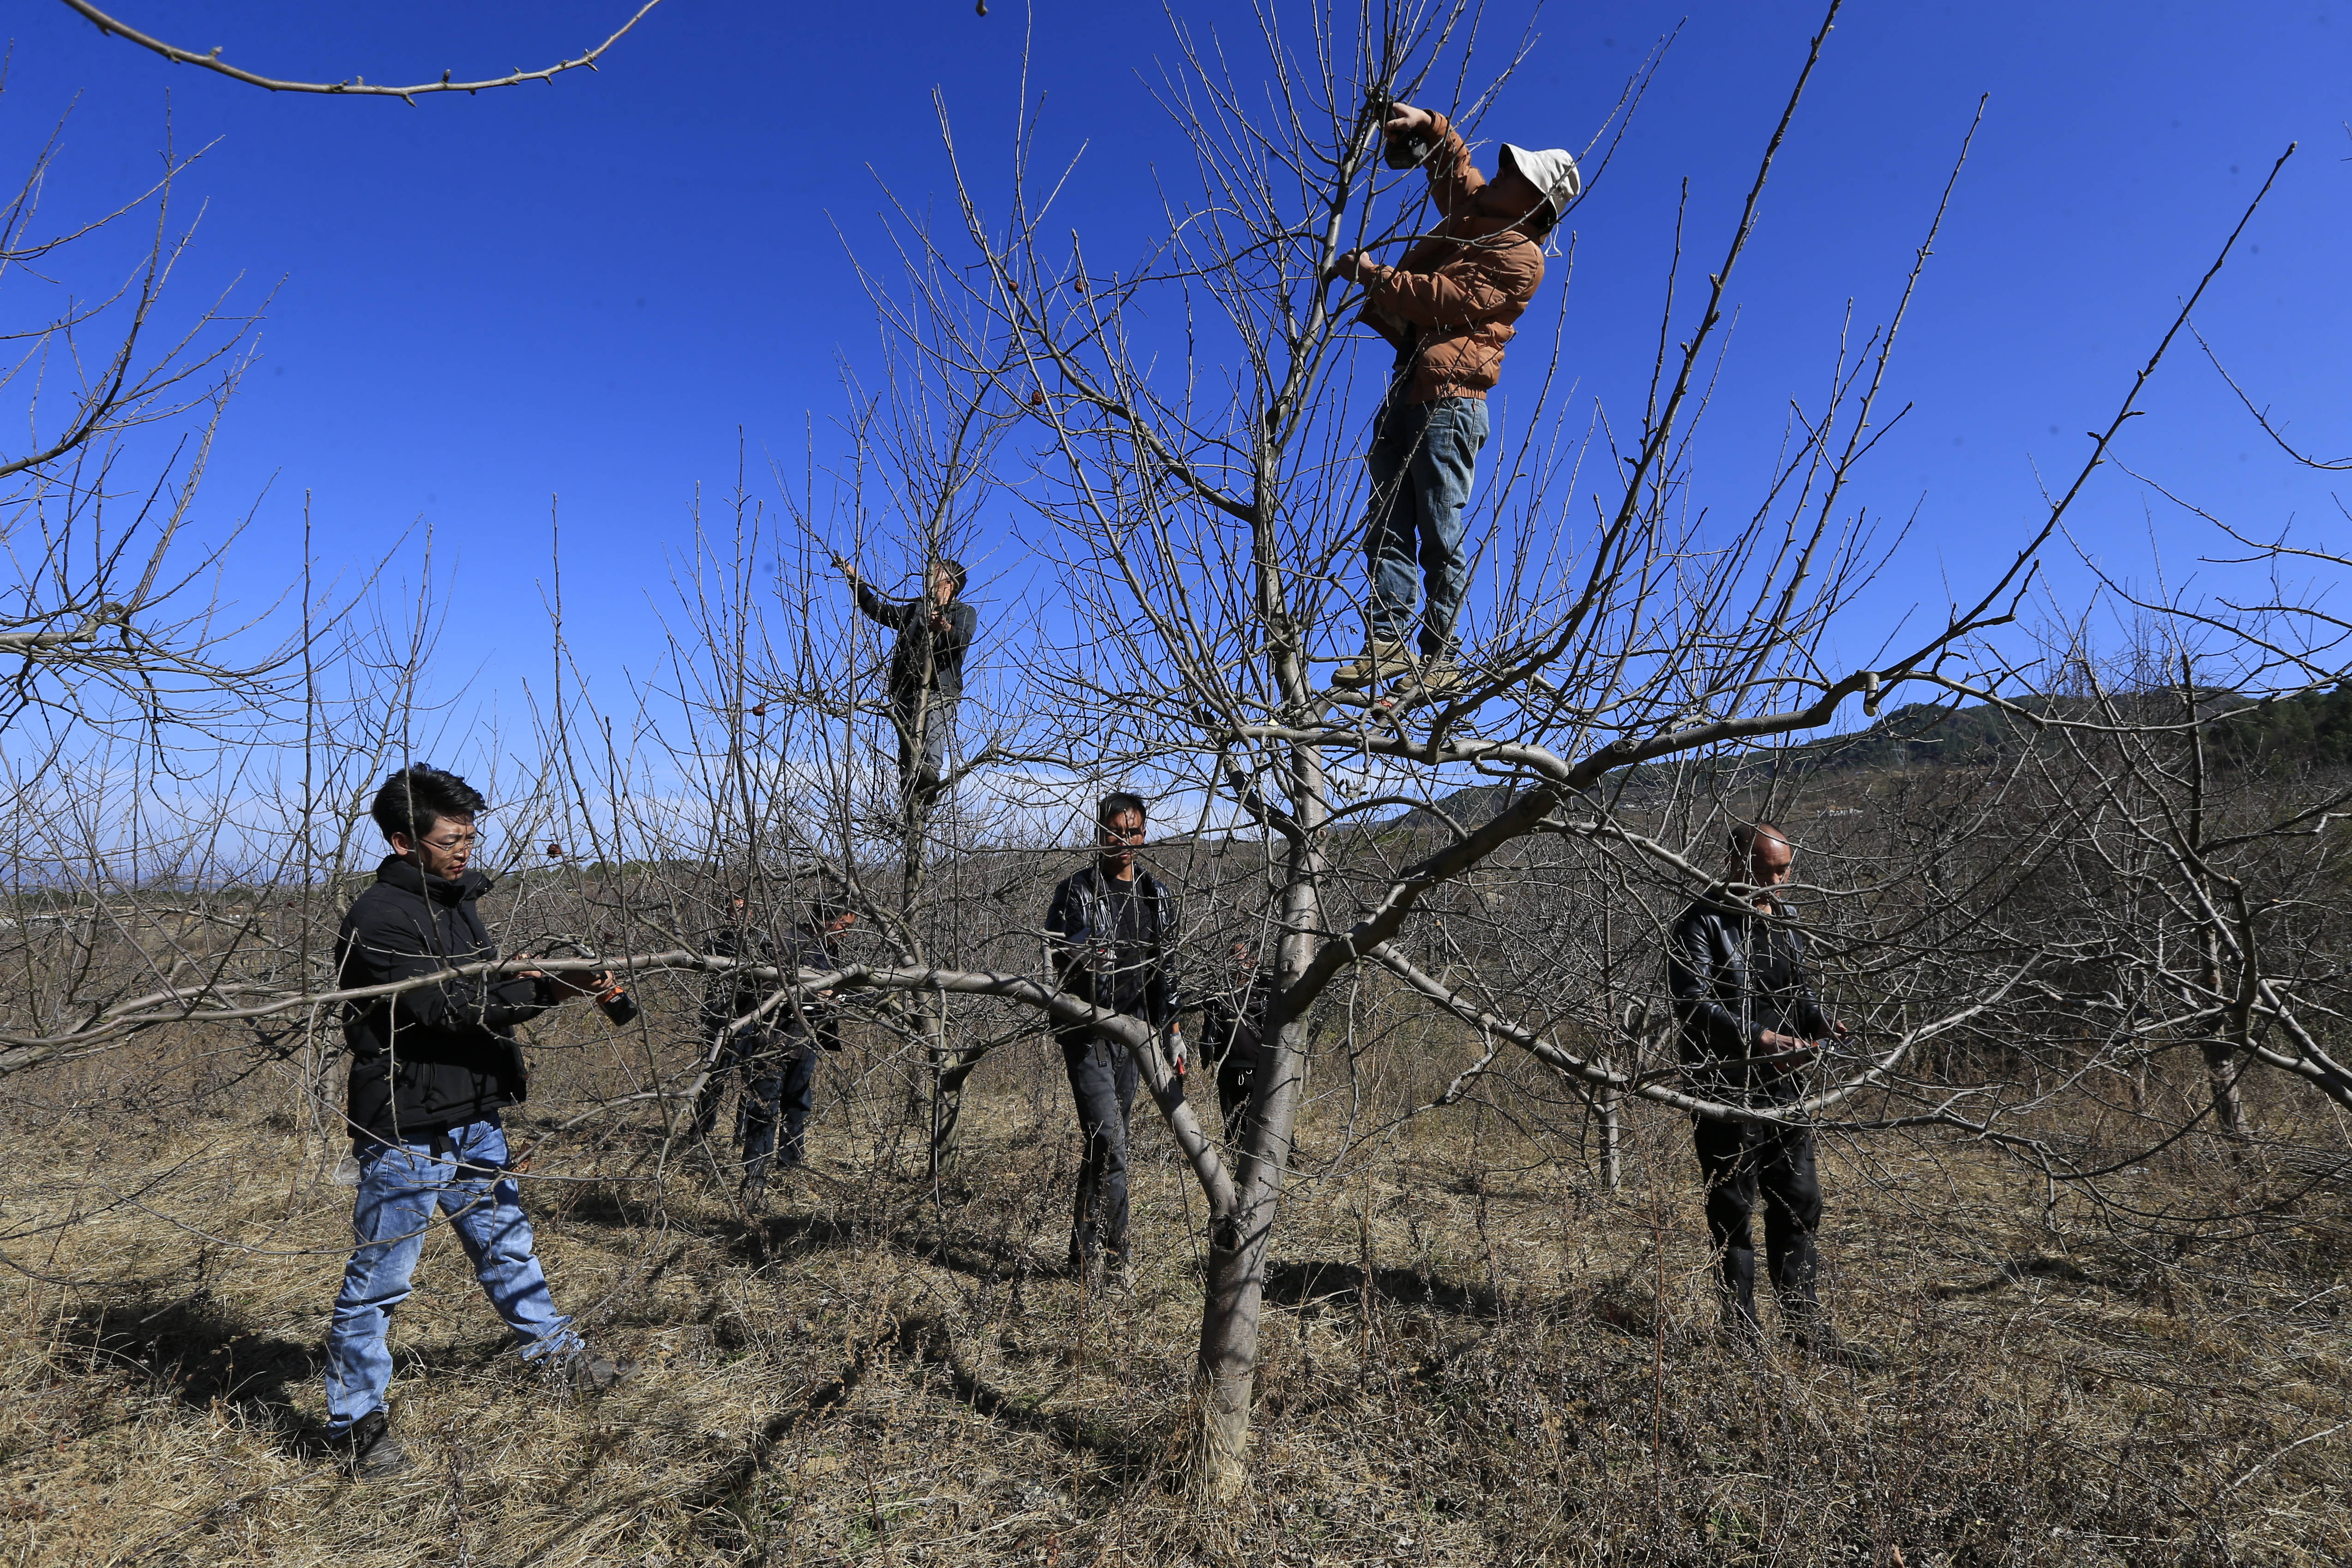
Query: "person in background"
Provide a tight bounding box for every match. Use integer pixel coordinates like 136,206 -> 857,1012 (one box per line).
1666,821 -> 1877,1368
1199,938 -> 1274,1150
324,765 -> 632,1482
693,895 -> 855,1206
1045,791 -> 1185,1283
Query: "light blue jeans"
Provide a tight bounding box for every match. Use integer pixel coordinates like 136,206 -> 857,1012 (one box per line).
1363,394 -> 1489,659
323,1115 -> 580,1432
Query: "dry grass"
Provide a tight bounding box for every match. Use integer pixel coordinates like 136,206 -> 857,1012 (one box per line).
4,1043 -> 2349,1567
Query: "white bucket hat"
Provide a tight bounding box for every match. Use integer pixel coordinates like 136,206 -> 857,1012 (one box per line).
1499,144 -> 1582,219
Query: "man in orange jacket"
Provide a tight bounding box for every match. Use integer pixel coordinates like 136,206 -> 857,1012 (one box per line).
1329,104 -> 1580,697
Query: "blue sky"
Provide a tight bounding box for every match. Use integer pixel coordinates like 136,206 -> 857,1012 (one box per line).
9,0 -> 2348,748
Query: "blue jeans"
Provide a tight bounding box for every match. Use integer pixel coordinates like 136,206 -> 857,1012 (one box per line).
323,1116 -> 580,1433
1363,394 -> 1489,658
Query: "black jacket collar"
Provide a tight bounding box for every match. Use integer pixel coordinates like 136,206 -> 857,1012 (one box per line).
373,853 -> 490,907
1072,862 -> 1163,900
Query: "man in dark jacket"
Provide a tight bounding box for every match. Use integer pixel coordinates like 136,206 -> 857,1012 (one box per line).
323,766 -> 630,1480
1329,104 -> 1580,698
692,897 -> 855,1204
1667,822 -> 1872,1366
1045,791 -> 1185,1280
1199,939 -> 1273,1149
842,555 -> 978,814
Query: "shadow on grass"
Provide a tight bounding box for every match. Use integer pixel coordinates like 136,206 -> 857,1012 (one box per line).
1261,1258 -> 1675,1345
56,1292 -> 326,1451
1263,1259 -> 1495,1316
686,1311 -> 1150,1557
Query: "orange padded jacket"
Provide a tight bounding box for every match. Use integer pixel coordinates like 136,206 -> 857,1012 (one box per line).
1356,112 -> 1546,403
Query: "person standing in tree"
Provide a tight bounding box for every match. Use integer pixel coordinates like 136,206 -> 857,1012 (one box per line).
840,556 -> 977,815
1045,791 -> 1186,1282
1666,822 -> 1877,1368
1328,103 -> 1582,697
1199,938 -> 1274,1149
323,766 -> 633,1482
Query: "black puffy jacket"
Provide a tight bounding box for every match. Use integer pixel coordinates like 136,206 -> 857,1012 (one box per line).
337,856 -> 550,1144
1666,896 -> 1832,1100
1046,864 -> 1182,1028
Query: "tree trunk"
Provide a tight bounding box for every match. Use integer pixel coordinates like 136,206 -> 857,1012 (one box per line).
929,1024 -> 986,1184
1188,1001 -> 1308,1495
2202,1038 -> 2247,1147
1192,1211 -> 1263,1497
1597,1088 -> 1623,1190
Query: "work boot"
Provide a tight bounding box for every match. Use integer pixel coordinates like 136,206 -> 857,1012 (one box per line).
1787,1311 -> 1881,1370
331,1408 -> 412,1482
549,1348 -> 638,1400
1332,639 -> 1411,690
1414,656 -> 1466,698
1796,1331 -> 1881,1370
740,1172 -> 768,1211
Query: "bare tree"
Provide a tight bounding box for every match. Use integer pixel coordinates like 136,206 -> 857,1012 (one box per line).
785,0 -> 2293,1491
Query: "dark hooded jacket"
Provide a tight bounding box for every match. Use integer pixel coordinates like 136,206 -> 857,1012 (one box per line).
1046,863 -> 1182,1029
337,855 -> 551,1144
1666,895 -> 1832,1104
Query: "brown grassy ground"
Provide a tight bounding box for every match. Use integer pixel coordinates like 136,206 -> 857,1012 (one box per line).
4,1042 -> 2349,1567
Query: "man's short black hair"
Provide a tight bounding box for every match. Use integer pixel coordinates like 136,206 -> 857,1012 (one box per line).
1098,790 -> 1147,829
371,765 -> 487,845
932,557 -> 968,597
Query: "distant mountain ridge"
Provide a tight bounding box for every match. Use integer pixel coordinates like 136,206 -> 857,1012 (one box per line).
1375,685 -> 2352,831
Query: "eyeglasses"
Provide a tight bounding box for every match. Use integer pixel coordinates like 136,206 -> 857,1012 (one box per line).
1099,826 -> 1146,842
419,832 -> 479,851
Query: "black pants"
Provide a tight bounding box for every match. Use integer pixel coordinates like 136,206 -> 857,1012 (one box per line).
1057,1026 -> 1139,1268
1692,1115 -> 1822,1330
693,1029 -> 820,1178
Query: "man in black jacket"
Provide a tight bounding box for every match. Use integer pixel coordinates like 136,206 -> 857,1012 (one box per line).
692,897 -> 855,1204
1045,791 -> 1185,1280
322,766 -> 627,1480
842,555 -> 978,815
1667,822 -> 1873,1366
1199,939 -> 1273,1149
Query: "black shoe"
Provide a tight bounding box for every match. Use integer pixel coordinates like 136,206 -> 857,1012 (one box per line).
740,1173 -> 768,1210
332,1408 -> 412,1482
1791,1324 -> 1882,1371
